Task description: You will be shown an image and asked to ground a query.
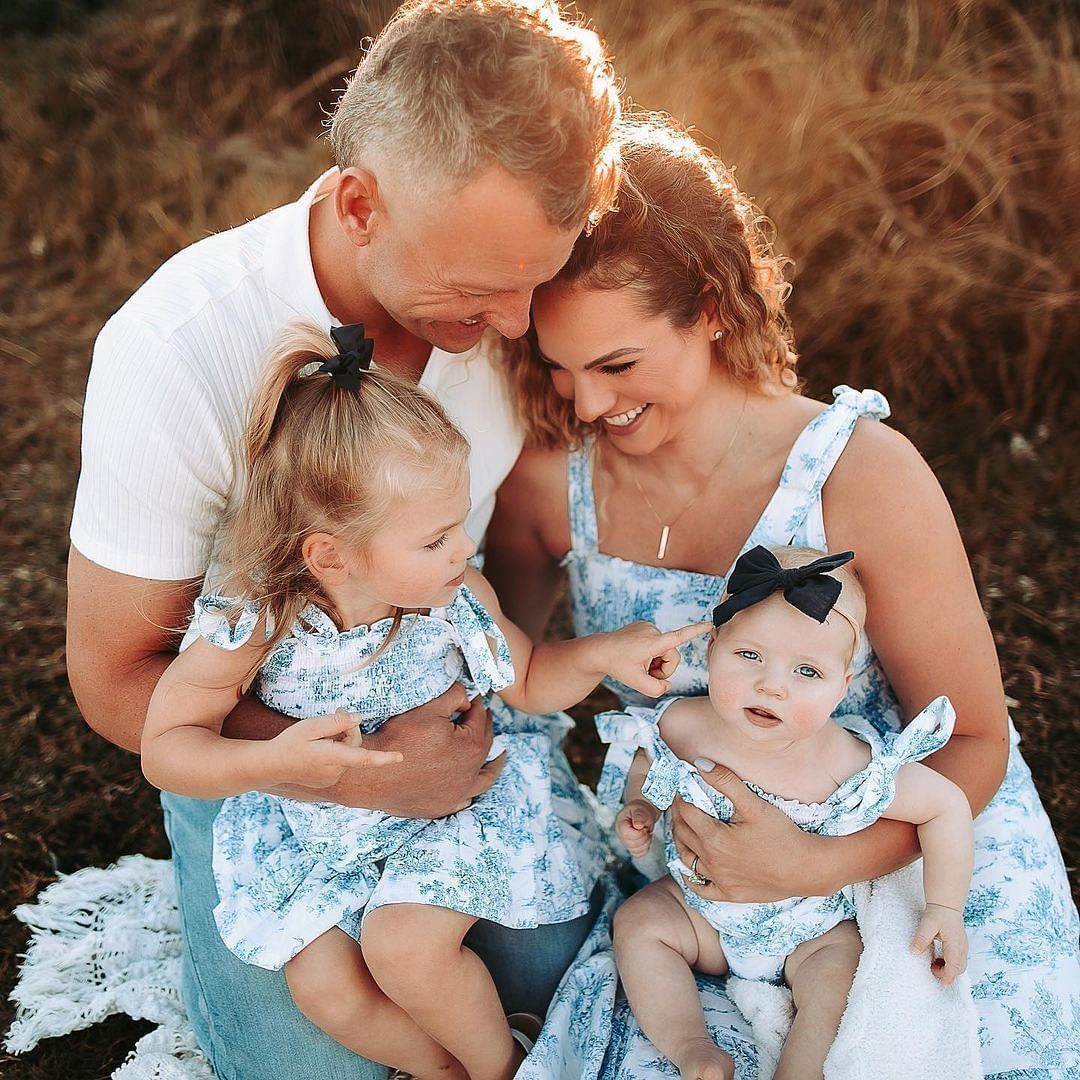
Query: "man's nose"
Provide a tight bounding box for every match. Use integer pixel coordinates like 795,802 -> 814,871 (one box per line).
485,293 -> 532,339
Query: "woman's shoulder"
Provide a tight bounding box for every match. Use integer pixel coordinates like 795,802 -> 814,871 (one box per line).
503,444 -> 571,498
491,444 -> 573,550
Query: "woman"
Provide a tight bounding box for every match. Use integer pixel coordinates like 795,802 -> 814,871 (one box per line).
485,116 -> 1079,1077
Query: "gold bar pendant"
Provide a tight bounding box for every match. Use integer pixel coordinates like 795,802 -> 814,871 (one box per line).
657,524 -> 670,560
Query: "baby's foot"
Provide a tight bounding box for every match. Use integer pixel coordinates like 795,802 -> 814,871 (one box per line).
674,1036 -> 735,1080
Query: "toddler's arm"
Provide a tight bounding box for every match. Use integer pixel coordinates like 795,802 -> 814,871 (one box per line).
884,762 -> 974,985
141,631 -> 400,799
466,569 -> 710,711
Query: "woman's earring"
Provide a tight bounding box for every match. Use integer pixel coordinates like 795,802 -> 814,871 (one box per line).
712,329 -> 724,340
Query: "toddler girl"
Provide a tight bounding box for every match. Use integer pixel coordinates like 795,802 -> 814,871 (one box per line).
598,544 -> 974,1080
140,322 -> 708,1080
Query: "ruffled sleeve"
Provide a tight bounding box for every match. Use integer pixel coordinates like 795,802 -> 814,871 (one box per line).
830,695 -> 955,830
189,594 -> 270,650
595,703 -> 731,821
831,384 -> 891,421
443,585 -> 515,696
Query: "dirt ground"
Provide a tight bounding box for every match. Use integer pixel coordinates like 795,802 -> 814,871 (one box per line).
1,1 -> 1077,1076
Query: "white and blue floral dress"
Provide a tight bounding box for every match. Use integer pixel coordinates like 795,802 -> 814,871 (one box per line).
597,696 -> 955,983
522,387 -> 1080,1080
193,584 -> 607,971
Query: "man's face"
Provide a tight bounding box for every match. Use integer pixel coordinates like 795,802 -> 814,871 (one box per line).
363,163 -> 580,352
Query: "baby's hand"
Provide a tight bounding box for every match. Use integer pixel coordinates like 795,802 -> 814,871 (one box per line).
912,903 -> 968,987
268,708 -> 403,788
616,799 -> 660,858
597,621 -> 713,697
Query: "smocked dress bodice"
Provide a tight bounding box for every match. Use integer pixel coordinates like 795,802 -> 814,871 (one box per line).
563,385 -> 899,735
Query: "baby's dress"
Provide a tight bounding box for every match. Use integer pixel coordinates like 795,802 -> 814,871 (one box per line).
193,584 -> 607,971
597,695 -> 955,983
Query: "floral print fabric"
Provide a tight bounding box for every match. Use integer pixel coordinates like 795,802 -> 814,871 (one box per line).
526,387 -> 1080,1079
596,696 -> 954,983
197,584 -> 607,970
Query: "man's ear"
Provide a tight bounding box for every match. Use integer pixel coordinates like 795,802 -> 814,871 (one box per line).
302,532 -> 349,585
335,167 -> 380,248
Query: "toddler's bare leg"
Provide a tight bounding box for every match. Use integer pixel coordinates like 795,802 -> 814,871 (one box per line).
775,919 -> 862,1080
285,927 -> 466,1079
613,877 -> 734,1080
363,903 -> 520,1080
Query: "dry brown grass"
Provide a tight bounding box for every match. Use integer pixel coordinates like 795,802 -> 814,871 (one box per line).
1,1 -> 1077,1075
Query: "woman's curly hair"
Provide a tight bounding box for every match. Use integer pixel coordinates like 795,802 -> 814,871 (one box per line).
507,114 -> 799,449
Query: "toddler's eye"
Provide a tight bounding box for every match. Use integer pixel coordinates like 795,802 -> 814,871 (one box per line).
425,534 -> 449,550
795,665 -> 821,679
735,649 -> 761,662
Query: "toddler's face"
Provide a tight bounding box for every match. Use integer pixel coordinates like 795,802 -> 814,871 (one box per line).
706,596 -> 854,744
342,470 -> 476,610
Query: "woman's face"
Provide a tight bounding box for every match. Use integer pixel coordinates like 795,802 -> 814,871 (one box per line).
530,282 -> 722,456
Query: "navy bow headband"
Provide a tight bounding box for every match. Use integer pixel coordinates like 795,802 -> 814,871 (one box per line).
317,322 -> 374,390
712,545 -> 855,628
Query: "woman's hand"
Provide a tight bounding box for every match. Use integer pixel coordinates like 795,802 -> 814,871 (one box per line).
669,759 -> 832,902
589,621 -> 712,698
912,903 -> 969,987
616,798 -> 660,857
266,708 -> 404,789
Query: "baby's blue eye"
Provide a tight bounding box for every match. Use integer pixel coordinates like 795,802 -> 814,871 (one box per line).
735,649 -> 761,662
425,534 -> 448,550
795,665 -> 821,679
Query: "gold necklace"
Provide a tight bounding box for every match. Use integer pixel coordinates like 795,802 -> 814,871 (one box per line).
626,390 -> 748,560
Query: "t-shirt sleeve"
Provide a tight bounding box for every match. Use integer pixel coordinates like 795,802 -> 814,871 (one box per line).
69,314 -> 233,580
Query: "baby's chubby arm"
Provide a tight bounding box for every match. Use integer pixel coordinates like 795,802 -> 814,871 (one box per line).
615,750 -> 662,857
465,568 -> 711,712
884,762 -> 974,986
141,629 -> 401,799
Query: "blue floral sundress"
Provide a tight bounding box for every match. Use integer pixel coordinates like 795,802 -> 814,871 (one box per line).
193,584 -> 607,971
521,387 -> 1080,1080
597,696 -> 954,983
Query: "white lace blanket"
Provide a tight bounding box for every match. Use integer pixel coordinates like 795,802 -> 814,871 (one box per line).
5,855 -> 213,1080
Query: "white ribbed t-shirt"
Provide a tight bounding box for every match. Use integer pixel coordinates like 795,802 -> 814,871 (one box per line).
70,170 -> 525,583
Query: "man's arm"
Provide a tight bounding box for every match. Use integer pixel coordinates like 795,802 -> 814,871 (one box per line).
67,547 -> 500,816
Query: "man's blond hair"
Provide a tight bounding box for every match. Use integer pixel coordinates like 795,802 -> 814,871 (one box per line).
329,0 -> 620,228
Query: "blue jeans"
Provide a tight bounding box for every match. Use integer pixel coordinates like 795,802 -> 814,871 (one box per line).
162,792 -> 601,1080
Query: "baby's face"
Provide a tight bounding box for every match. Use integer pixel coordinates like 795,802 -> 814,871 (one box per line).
706,596 -> 854,745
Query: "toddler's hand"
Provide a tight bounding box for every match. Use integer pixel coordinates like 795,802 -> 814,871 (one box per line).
269,708 -> 404,788
598,621 -> 712,697
616,798 -> 660,857
912,902 -> 968,987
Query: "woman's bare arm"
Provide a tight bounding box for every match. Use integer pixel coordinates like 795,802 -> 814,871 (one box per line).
483,447 -> 570,640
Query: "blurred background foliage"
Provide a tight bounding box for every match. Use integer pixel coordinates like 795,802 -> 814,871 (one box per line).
1,1 -> 1077,1075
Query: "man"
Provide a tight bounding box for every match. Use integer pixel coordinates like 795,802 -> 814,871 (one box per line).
66,2 -> 620,1076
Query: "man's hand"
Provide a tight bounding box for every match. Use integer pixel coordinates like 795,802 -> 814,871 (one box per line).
297,684 -> 503,816
616,798 -> 660,858
669,759 -> 830,903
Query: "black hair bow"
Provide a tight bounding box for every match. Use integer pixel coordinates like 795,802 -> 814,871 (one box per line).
712,545 -> 855,628
318,322 -> 375,390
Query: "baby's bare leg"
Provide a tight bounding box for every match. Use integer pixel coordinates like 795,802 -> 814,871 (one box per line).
775,919 -> 862,1080
363,903 -> 520,1080
285,927 -> 466,1079
613,877 -> 734,1080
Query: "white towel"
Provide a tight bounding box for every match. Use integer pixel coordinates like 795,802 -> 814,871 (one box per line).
727,861 -> 983,1079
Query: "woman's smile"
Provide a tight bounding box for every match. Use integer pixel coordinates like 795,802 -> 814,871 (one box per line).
603,402 -> 650,430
